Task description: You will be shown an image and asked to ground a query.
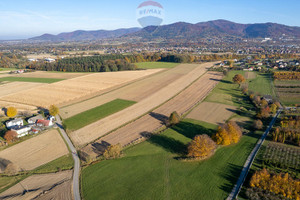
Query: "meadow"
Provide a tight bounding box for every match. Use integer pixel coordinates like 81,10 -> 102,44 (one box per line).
0,77 -> 64,83
81,119 -> 262,200
63,99 -> 136,131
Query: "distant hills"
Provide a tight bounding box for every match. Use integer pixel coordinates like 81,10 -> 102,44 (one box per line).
30,28 -> 141,41
30,20 -> 300,42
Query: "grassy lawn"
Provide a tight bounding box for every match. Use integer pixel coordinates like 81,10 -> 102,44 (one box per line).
0,77 -> 64,83
32,154 -> 74,174
81,119 -> 262,200
63,99 -> 136,131
205,71 -> 274,107
135,62 -> 179,69
248,73 -> 275,96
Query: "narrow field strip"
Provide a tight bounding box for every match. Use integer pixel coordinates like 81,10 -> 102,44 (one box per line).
63,99 -> 136,131
0,77 -> 64,83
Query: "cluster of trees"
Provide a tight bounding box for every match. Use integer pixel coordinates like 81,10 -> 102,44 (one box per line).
0,53 -> 25,68
187,121 -> 242,159
27,55 -> 136,72
249,93 -> 279,119
249,168 -> 300,200
273,71 -> 300,80
232,74 -> 246,86
212,121 -> 242,146
187,134 -> 216,158
272,116 -> 300,146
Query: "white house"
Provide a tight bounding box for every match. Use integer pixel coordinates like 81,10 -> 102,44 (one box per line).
6,119 -> 23,129
11,126 -> 32,138
45,58 -> 55,63
27,115 -> 44,124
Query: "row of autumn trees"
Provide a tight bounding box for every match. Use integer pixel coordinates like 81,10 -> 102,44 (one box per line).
272,116 -> 300,146
273,71 -> 300,80
26,53 -> 243,72
248,168 -> 300,200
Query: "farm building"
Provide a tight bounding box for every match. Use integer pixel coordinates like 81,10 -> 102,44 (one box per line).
11,126 -> 32,138
36,119 -> 53,127
6,118 -> 24,129
28,115 -> 44,124
263,95 -> 273,104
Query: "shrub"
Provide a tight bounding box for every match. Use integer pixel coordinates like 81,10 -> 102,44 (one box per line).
168,111 -> 180,126
103,144 -> 122,159
254,120 -> 263,130
187,134 -> 216,158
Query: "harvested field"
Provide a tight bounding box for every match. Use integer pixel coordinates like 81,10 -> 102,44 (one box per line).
0,82 -> 45,97
14,71 -> 86,79
0,100 -> 38,116
186,102 -> 236,125
61,64 -> 204,119
0,69 -> 162,108
245,71 -> 256,79
0,170 -> 72,200
0,129 -> 69,172
80,71 -> 222,156
70,63 -> 217,147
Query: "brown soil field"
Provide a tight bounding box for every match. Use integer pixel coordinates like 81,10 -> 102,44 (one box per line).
70,63 -> 218,147
80,70 -> 222,157
12,71 -> 86,79
186,102 -> 237,125
0,69 -> 163,108
245,71 -> 256,79
60,64 -> 200,119
0,129 -> 69,172
0,82 -> 45,97
0,170 -> 72,200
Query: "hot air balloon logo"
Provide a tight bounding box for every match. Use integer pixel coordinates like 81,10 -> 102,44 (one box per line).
136,1 -> 164,28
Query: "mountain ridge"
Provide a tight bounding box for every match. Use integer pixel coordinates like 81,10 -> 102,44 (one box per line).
30,20 -> 300,42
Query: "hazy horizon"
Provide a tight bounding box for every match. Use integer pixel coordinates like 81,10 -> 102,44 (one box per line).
0,0 -> 299,40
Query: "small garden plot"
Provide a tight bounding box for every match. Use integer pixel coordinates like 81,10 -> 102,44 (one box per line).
244,72 -> 256,79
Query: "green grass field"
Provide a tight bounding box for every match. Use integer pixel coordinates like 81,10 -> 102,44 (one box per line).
205,71 -> 274,107
135,62 -> 179,69
32,154 -> 74,174
0,77 -> 64,83
63,99 -> 136,131
81,119 -> 262,200
0,68 -> 18,71
248,73 -> 275,96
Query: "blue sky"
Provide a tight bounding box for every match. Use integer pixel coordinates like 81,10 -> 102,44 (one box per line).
0,0 -> 299,39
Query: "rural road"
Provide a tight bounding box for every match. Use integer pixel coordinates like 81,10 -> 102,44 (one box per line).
227,109 -> 282,200
56,115 -> 81,200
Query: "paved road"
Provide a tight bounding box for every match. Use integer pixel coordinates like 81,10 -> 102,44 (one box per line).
56,115 -> 81,200
227,109 -> 282,200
